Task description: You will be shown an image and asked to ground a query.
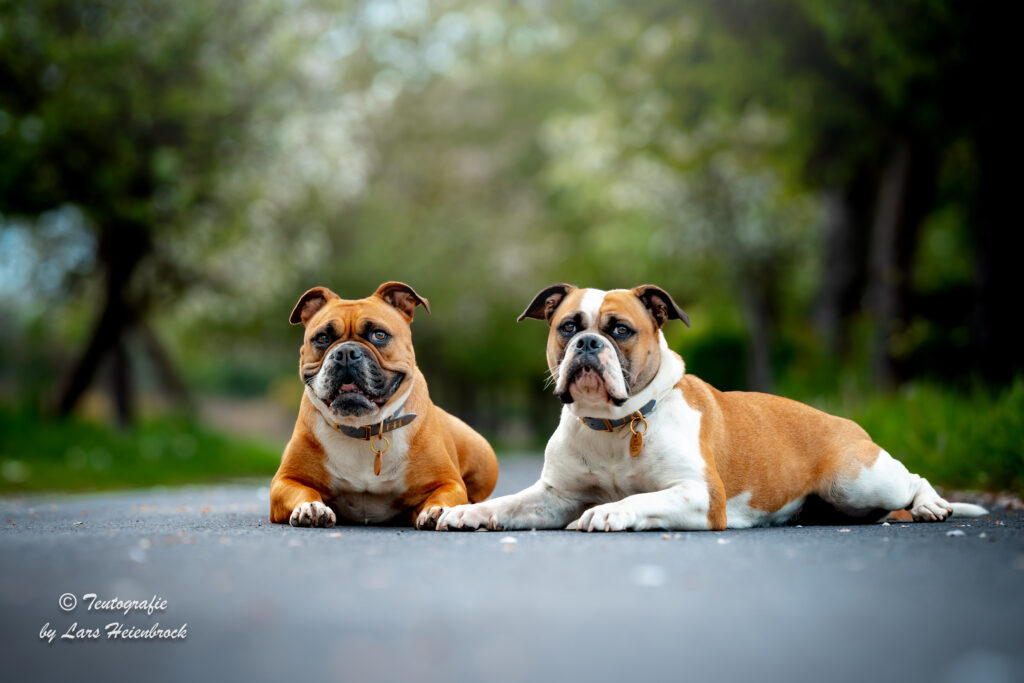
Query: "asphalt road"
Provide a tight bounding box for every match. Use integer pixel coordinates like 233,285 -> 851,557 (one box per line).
1,456 -> 1022,683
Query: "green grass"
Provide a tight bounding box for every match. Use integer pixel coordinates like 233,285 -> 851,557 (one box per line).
1,380 -> 1021,495
807,380 -> 1024,494
0,409 -> 282,493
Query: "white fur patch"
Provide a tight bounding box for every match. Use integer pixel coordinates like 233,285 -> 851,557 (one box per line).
725,491 -> 805,528
312,416 -> 410,524
577,288 -> 609,326
832,449 -> 920,514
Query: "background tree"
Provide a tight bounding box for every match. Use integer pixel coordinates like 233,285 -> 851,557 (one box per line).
0,0 -> 309,424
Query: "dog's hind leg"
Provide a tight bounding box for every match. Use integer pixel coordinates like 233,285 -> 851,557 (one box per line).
821,443 -> 968,523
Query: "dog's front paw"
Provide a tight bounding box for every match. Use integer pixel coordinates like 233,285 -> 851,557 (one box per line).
415,505 -> 447,530
289,501 -> 336,528
572,503 -> 638,532
436,504 -> 500,531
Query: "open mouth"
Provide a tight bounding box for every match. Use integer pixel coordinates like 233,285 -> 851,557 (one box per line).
326,373 -> 405,413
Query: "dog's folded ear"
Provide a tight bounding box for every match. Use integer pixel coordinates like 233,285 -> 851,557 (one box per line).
290,286 -> 340,326
632,285 -> 690,328
374,281 -> 431,321
518,283 -> 577,323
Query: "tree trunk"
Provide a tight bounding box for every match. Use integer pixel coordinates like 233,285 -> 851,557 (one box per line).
867,139 -> 932,389
109,334 -> 135,427
54,280 -> 132,417
55,226 -> 146,420
815,176 -> 873,356
740,268 -> 776,393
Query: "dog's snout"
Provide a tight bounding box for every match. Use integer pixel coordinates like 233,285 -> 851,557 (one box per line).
574,335 -> 604,354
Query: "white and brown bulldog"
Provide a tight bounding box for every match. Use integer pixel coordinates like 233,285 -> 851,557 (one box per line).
437,283 -> 985,532
271,282 -> 498,529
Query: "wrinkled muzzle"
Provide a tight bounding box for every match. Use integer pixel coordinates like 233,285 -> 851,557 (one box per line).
310,341 -> 405,417
554,333 -> 629,406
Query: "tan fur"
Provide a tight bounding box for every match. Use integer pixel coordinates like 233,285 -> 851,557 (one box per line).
676,372 -> 881,528
270,288 -> 497,526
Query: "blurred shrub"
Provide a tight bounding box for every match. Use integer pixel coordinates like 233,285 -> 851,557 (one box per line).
0,408 -> 280,493
812,380 -> 1024,494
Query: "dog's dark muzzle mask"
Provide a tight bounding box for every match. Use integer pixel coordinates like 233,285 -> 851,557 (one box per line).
318,341 -> 405,416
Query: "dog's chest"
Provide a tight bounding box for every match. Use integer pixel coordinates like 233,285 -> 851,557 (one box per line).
313,421 -> 410,524
551,392 -> 706,501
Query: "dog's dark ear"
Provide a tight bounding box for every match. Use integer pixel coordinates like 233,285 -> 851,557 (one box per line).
632,285 -> 690,329
290,286 -> 339,326
374,281 -> 431,322
518,283 -> 576,323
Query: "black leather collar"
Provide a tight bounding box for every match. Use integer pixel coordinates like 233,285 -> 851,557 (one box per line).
578,399 -> 656,432
332,409 -> 417,440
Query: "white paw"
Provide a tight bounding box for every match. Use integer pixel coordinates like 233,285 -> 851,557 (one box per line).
415,505 -> 447,530
436,504 -> 500,531
572,503 -> 638,532
289,501 -> 336,528
911,494 -> 953,522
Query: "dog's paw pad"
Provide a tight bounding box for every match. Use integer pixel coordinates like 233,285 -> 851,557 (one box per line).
289,501 -> 336,528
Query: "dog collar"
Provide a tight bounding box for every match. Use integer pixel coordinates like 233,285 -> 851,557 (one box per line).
332,412 -> 417,440
579,399 -> 656,458
578,399 -> 656,432
331,407 -> 417,476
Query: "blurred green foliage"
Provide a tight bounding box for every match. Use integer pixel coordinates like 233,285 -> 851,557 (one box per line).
0,0 -> 1020,492
817,380 -> 1024,495
0,407 -> 279,493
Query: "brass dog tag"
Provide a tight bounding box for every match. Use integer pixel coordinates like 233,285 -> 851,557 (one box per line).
629,431 -> 643,457
369,420 -> 390,476
628,413 -> 648,457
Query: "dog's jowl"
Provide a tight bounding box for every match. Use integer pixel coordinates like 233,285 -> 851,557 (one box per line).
270,282 -> 498,529
438,283 -> 986,532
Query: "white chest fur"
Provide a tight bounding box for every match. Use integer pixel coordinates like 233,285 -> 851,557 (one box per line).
312,418 -> 410,524
542,388 -> 707,503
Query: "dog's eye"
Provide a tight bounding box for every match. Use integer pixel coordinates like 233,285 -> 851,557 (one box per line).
611,324 -> 633,338
370,329 -> 390,343
559,321 -> 577,336
313,333 -> 330,345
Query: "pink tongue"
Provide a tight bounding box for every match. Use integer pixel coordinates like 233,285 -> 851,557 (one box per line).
339,383 -> 359,392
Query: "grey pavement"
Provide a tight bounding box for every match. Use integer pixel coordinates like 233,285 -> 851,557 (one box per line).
1,455 -> 1022,683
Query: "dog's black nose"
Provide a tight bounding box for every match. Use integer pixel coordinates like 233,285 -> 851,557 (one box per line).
575,336 -> 603,354
338,344 -> 364,364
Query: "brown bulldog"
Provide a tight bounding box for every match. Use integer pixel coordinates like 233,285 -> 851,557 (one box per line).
270,282 -> 498,529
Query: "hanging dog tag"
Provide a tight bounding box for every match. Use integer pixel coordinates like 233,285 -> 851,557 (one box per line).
370,420 -> 389,476
628,413 -> 648,457
629,430 -> 644,457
